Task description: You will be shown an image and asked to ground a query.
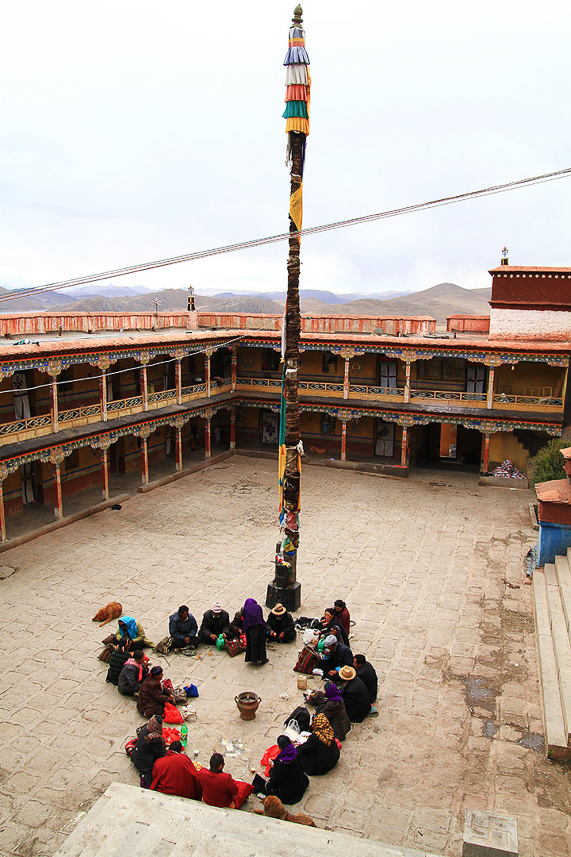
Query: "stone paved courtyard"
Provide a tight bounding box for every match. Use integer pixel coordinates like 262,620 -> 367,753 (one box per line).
0,455 -> 570,857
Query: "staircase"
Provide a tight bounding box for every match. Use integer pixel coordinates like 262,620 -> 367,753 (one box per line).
533,549 -> 571,759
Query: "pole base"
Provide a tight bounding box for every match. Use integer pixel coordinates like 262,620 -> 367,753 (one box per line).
266,581 -> 301,612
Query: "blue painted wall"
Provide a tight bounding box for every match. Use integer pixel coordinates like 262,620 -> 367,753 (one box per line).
538,520 -> 571,566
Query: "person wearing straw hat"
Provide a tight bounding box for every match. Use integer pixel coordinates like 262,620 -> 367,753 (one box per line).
338,665 -> 371,723
267,603 -> 296,643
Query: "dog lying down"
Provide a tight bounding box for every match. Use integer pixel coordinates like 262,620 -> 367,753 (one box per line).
254,795 -> 316,826
92,602 -> 122,626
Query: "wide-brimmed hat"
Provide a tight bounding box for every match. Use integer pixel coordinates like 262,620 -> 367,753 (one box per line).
338,665 -> 356,681
272,603 -> 286,615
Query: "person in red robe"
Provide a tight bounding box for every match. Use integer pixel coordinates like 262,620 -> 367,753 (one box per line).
150,741 -> 201,800
197,753 -> 253,808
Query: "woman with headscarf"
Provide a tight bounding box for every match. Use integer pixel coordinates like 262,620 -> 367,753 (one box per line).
318,683 -> 352,742
113,616 -> 154,652
319,607 -> 349,646
242,598 -> 268,665
136,666 -> 176,718
131,715 -> 167,788
333,599 -> 351,639
297,713 -> 340,776
260,735 -> 309,804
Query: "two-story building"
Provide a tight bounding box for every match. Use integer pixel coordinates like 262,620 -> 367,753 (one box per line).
0,262 -> 568,545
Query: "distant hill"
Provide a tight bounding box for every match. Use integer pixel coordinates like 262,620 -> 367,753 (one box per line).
0,285 -> 70,312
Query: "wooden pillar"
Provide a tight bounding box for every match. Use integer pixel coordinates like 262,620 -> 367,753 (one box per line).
175,426 -> 183,471
230,411 -> 236,449
0,481 -> 6,542
404,362 -> 412,403
141,365 -> 148,411
401,426 -> 408,467
483,432 -> 491,473
53,463 -> 63,519
205,354 -> 211,398
231,349 -> 237,392
487,366 -> 495,410
341,419 -> 347,461
176,358 -> 182,405
205,418 -> 211,459
100,369 -> 108,422
101,448 -> 109,500
141,436 -> 149,484
50,377 -> 59,432
343,358 -> 350,399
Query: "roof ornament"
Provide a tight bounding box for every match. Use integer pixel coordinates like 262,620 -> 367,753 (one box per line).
501,246 -> 509,266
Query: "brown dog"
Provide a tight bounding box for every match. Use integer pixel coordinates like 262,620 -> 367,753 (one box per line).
92,602 -> 122,626
254,795 -> 316,827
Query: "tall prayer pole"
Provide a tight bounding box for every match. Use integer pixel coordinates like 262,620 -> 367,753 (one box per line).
267,5 -> 309,611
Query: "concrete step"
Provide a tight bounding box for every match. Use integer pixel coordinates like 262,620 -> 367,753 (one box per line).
54,782 -> 442,857
545,564 -> 571,745
532,569 -> 569,759
559,550 -> 571,637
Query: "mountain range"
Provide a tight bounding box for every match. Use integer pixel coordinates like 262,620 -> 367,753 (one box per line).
0,283 -> 491,324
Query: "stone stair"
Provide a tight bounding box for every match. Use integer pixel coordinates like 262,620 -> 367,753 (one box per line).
533,548 -> 571,759
54,782 -> 443,857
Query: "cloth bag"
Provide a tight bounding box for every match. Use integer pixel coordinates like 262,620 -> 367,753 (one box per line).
293,645 -> 319,675
284,705 -> 310,733
225,638 -> 246,658
97,644 -> 114,663
154,636 -> 173,655
163,702 -> 184,724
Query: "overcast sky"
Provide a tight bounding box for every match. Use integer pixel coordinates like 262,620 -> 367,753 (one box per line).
1,0 -> 570,298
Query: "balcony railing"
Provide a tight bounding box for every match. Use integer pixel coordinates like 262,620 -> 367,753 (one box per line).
0,414 -> 52,438
410,389 -> 487,405
349,384 -> 402,399
59,404 -> 102,424
493,393 -> 562,409
108,395 -> 144,413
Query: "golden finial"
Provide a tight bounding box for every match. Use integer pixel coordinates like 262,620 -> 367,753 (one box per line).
292,5 -> 303,25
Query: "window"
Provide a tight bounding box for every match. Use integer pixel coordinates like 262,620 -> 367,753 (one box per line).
417,358 -> 465,382
322,352 -> 338,374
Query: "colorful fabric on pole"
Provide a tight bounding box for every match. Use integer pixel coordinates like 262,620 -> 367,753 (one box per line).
283,16 -> 310,138
289,185 -> 303,231
278,364 -> 287,516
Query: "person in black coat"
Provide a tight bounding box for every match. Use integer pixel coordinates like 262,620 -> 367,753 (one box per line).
297,714 -> 340,776
105,640 -> 130,686
353,654 -> 378,703
338,666 -> 371,722
198,603 -> 231,644
267,604 -> 296,643
131,715 -> 167,787
169,605 -> 199,649
264,736 -> 309,804
118,651 -> 148,696
320,608 -> 350,646
322,636 -> 353,679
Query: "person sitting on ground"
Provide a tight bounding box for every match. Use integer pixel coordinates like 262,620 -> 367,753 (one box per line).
105,638 -> 130,686
319,608 -> 349,646
131,714 -> 167,788
297,713 -> 340,776
353,654 -> 378,705
114,616 -> 155,652
254,735 -> 309,805
197,753 -> 254,808
198,603 -> 231,644
136,666 -> 176,718
243,598 -> 268,665
267,603 -> 296,643
118,650 -> 149,697
333,599 -> 351,639
229,609 -> 243,640
150,740 -> 201,799
311,682 -> 352,742
338,665 -> 371,723
169,605 -> 199,651
322,635 -> 353,678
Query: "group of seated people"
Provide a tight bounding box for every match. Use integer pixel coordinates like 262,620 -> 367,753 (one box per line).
120,596 -> 379,812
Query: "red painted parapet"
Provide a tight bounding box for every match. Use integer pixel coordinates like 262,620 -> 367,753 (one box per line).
197,313 -> 436,335
0,312 -> 198,336
446,315 -> 490,333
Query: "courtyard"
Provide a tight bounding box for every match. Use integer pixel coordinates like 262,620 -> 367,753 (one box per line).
0,455 -> 569,856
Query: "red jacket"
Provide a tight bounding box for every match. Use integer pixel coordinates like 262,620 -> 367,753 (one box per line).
150,751 -> 201,799
197,768 -> 239,807
335,606 -> 351,638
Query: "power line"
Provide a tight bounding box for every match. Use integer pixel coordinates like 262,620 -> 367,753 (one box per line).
1,166 -> 570,306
